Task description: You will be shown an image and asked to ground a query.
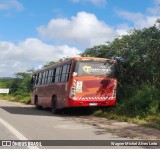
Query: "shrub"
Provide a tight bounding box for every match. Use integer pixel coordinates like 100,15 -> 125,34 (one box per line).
116,84 -> 160,117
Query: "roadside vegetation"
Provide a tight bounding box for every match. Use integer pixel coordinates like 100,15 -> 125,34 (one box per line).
82,21 -> 160,129
0,21 -> 159,129
0,70 -> 32,104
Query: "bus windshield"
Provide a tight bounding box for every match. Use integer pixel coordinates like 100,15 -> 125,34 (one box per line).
75,60 -> 116,77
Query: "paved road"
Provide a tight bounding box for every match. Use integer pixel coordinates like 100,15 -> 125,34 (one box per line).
0,100 -> 157,149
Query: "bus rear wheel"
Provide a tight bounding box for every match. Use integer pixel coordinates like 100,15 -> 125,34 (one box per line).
52,97 -> 59,114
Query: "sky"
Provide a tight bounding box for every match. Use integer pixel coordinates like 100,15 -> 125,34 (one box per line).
0,0 -> 160,77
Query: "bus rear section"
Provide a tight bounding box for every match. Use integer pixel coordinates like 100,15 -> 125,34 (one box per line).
66,59 -> 117,107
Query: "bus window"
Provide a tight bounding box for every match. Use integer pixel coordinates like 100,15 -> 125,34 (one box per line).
47,70 -> 53,84
55,67 -> 62,83
41,72 -> 45,84
52,69 -> 56,83
61,64 -> 71,82
74,61 -> 116,77
44,71 -> 49,84
38,72 -> 43,85
61,65 -> 67,82
47,70 -> 51,84
35,73 -> 39,85
67,64 -> 71,73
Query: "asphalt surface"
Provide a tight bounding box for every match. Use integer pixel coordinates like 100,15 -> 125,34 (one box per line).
0,100 -> 158,149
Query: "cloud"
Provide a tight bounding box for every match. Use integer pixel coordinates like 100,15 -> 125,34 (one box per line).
115,0 -> 160,29
38,11 -> 116,48
71,0 -> 107,6
116,10 -> 160,29
0,0 -> 23,11
115,23 -> 130,36
0,38 -> 81,77
147,0 -> 160,15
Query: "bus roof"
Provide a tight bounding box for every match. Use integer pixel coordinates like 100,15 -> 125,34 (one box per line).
33,57 -> 116,75
72,57 -> 115,61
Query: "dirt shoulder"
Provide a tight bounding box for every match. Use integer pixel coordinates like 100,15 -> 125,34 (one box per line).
68,116 -> 160,140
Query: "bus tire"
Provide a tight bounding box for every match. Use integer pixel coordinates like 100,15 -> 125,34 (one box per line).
35,97 -> 42,110
52,97 -> 59,114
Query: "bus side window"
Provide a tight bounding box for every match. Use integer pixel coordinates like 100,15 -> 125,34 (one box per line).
52,68 -> 56,83
41,71 -> 46,84
61,64 -> 71,82
38,73 -> 40,85
45,71 -> 49,84
66,64 -> 71,81
38,72 -> 43,85
67,64 -> 71,73
55,67 -> 59,83
35,74 -> 39,85
55,67 -> 62,83
47,70 -> 52,84
61,65 -> 67,82
59,67 -> 63,82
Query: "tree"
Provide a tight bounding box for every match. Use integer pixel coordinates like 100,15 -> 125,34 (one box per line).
7,70 -> 33,96
81,24 -> 160,87
43,57 -> 72,67
43,61 -> 57,68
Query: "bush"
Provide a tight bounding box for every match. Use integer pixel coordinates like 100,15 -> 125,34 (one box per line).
116,84 -> 160,117
116,83 -> 137,102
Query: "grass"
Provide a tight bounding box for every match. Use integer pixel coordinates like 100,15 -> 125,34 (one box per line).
0,94 -> 31,104
93,109 -> 160,130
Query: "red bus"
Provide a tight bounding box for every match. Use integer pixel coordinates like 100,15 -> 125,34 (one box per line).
31,57 -> 117,113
